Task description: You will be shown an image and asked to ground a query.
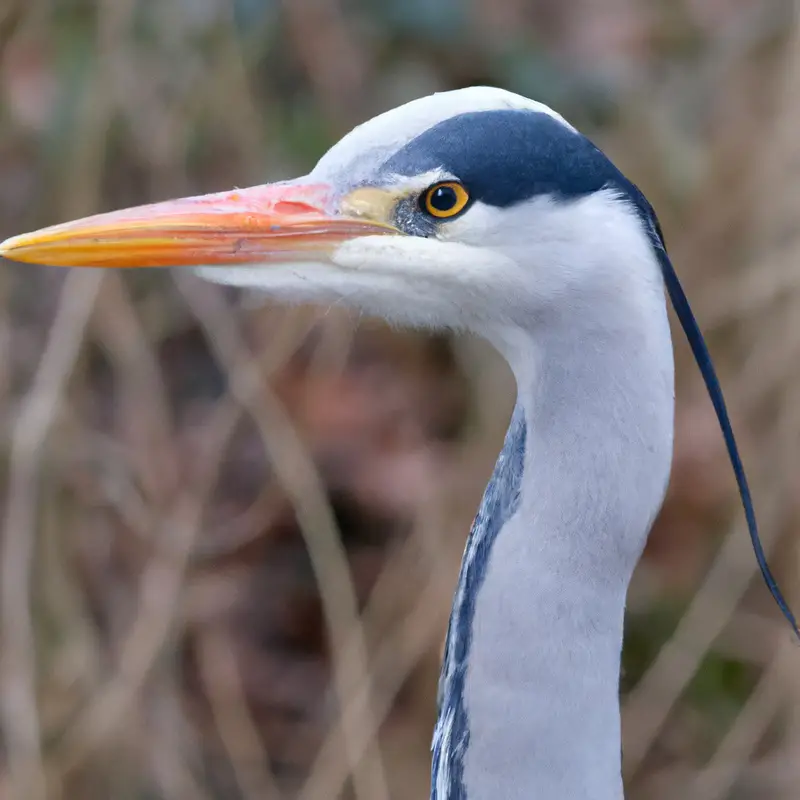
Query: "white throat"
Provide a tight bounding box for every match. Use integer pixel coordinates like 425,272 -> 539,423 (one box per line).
435,279 -> 674,799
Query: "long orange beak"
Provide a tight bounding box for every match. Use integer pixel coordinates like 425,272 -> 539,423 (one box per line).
0,182 -> 397,268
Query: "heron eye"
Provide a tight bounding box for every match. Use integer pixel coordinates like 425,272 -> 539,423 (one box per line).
421,182 -> 470,219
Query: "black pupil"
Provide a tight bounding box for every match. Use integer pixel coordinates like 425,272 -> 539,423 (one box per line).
429,185 -> 458,212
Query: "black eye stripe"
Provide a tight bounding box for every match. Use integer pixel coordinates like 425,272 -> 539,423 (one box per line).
380,109 -> 628,210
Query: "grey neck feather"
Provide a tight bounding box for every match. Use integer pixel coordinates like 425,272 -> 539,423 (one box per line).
432,299 -> 675,799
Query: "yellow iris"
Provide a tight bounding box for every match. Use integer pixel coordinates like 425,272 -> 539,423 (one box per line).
422,182 -> 470,219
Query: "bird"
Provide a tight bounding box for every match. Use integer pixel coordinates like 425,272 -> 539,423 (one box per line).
2,85 -> 797,799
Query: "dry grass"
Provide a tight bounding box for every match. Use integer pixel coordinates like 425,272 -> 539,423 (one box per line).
0,1 -> 799,798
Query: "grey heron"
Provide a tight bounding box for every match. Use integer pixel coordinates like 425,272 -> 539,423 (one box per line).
2,86 -> 796,799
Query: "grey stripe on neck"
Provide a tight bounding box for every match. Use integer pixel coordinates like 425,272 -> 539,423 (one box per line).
431,404 -> 527,799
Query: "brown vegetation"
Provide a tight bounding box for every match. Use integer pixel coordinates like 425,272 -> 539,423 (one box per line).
0,1 -> 798,798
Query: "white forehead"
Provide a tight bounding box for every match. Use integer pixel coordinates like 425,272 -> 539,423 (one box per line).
310,86 -> 574,186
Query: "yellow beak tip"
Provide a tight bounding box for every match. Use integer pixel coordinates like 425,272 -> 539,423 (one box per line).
0,233 -> 45,264
0,234 -> 24,256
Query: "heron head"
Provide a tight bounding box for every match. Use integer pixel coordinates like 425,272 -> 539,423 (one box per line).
3,85 -> 798,638
0,86 -> 661,334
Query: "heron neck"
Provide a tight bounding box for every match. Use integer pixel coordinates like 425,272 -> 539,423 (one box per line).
432,311 -> 674,800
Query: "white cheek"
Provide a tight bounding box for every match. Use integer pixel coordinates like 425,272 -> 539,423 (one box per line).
437,202 -> 505,247
331,235 -> 512,278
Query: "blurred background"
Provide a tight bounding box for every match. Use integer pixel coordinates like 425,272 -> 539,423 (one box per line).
0,0 -> 799,798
